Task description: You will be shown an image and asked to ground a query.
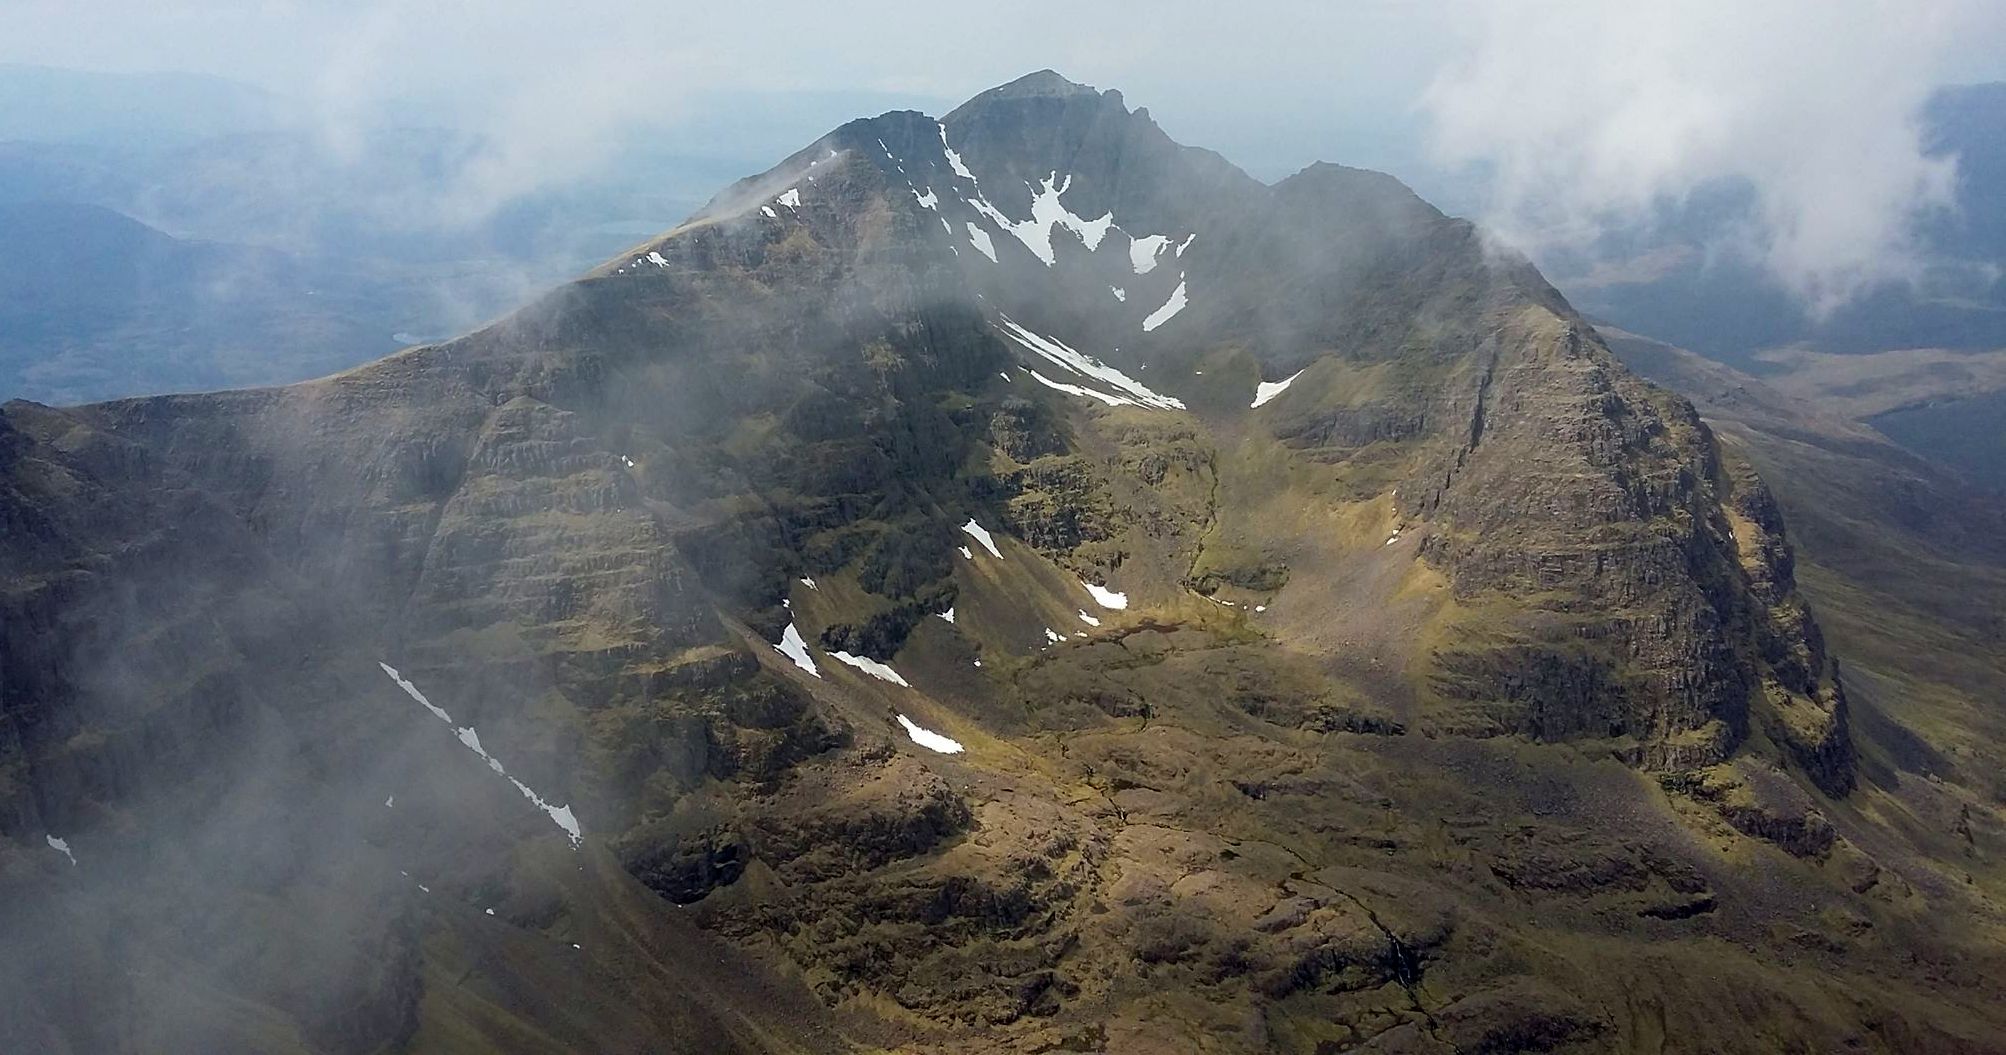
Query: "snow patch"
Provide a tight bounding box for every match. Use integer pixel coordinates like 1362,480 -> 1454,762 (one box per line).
381,662 -> 453,724
936,607 -> 957,624
940,124 -> 979,182
960,518 -> 1003,559
379,663 -> 583,848
46,834 -> 75,866
912,186 -> 938,210
962,171 -> 1114,266
761,205 -> 777,218
777,188 -> 801,208
1110,285 -> 1126,302
966,223 -> 997,261
1081,579 -> 1129,610
1027,369 -> 1128,407
384,795 -> 395,808
1251,369 -> 1306,409
1044,628 -> 1063,644
543,804 -> 581,844
775,623 -> 821,678
830,651 -> 912,687
1077,609 -> 1102,627
1129,233 -> 1171,274
993,314 -> 1184,410
959,545 -> 975,560
646,251 -> 668,268
799,576 -> 817,590
896,714 -> 964,754
1142,278 -> 1189,332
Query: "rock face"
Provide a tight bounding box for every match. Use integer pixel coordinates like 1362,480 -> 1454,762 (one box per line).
1,71 -> 1998,1054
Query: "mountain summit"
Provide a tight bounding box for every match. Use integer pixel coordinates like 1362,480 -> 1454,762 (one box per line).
967,67 -> 1106,101
1,73 -> 1998,1053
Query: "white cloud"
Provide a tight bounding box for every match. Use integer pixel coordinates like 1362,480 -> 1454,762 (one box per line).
1422,0 -> 2003,312
289,1 -> 718,228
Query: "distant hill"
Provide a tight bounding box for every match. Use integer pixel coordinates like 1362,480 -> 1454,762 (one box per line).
0,201 -> 404,401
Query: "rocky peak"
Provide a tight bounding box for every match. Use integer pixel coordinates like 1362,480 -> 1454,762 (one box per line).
953,67 -> 1106,104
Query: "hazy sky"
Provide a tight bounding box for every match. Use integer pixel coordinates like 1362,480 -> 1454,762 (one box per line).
2,2 -> 1455,173
7,0 -> 2006,304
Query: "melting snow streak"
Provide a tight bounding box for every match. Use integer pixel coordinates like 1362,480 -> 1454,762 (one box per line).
994,315 -> 1184,410
1251,369 -> 1305,409
896,714 -> 964,754
961,518 -> 1003,558
1142,278 -> 1188,332
940,124 -> 978,182
966,223 -> 997,261
831,651 -> 912,687
379,662 -> 583,848
1028,370 -> 1127,407
776,623 -> 821,677
46,835 -> 76,866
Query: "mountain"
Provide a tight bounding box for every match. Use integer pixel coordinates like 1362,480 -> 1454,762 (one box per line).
0,200 -> 416,401
1600,327 -> 2006,925
0,135 -> 723,404
0,66 -> 759,404
2,71 -> 2002,1053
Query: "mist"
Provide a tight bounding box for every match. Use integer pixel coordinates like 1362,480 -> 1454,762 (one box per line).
1421,0 -> 2006,312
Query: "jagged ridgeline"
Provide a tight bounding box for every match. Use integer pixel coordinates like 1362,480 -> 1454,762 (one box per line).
2,71 -> 1998,1054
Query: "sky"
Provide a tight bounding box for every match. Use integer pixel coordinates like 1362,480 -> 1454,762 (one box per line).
6,0 -> 2006,307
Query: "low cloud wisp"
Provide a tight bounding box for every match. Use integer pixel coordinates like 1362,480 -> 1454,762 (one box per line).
1422,0 -> 2001,312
